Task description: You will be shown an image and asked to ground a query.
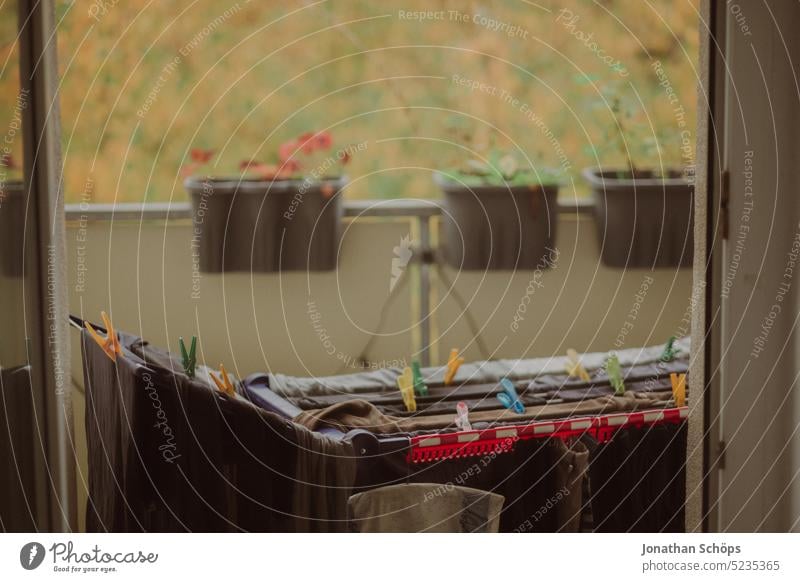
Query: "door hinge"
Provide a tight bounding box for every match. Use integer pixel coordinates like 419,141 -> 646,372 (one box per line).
720,169 -> 730,240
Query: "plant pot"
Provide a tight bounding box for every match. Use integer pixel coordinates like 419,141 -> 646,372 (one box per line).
582,167 -> 693,268
435,173 -> 559,271
0,180 -> 25,277
185,176 -> 345,273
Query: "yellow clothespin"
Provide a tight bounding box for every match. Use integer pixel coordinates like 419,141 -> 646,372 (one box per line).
397,366 -> 416,412
444,348 -> 464,386
84,311 -> 122,362
210,363 -> 236,396
565,348 -> 591,382
670,373 -> 686,407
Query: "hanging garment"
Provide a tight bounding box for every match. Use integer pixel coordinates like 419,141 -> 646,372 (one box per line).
584,422 -> 687,532
550,439 -> 590,532
348,483 -> 504,532
83,329 -> 301,532
352,436 -> 580,533
292,427 -> 356,533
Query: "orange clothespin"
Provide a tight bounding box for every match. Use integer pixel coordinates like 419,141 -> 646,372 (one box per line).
397,366 -> 417,412
444,348 -> 464,386
84,311 -> 122,362
565,348 -> 591,382
670,373 -> 686,407
210,363 -> 236,396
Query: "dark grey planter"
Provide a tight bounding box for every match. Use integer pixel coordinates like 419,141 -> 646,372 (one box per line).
185,176 -> 345,273
0,180 -> 24,277
435,173 -> 559,271
583,168 -> 693,268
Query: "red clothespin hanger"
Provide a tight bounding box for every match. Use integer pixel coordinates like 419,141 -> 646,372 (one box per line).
84,311 -> 122,362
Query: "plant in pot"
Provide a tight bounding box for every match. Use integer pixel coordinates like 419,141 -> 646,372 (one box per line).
434,143 -> 562,271
182,131 -> 350,273
581,79 -> 694,268
0,153 -> 24,277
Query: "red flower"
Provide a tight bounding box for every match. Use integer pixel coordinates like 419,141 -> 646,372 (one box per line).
190,149 -> 215,163
313,131 -> 332,151
180,163 -> 199,178
278,140 -> 298,162
278,159 -> 301,178
297,132 -> 316,154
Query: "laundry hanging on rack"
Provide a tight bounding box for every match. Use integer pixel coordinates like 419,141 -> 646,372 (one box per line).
81,328 -> 355,532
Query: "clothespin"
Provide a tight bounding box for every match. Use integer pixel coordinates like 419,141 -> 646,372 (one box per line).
454,401 -> 471,431
606,354 -> 625,395
565,348 -> 591,382
444,348 -> 464,386
84,311 -> 122,362
496,378 -> 525,414
179,336 -> 197,378
411,361 -> 428,396
660,336 -> 678,362
670,373 -> 686,407
397,366 -> 417,412
210,363 -> 236,396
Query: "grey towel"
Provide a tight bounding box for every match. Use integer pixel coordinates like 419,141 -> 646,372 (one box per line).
348,483 -> 504,533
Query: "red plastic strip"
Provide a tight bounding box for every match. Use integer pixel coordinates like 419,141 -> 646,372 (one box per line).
407,406 -> 688,464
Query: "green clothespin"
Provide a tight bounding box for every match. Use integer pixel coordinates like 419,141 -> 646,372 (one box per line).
179,336 -> 197,378
660,336 -> 677,362
606,354 -> 625,395
411,361 -> 428,396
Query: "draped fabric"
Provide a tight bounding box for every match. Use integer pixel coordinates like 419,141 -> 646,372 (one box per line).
82,330 -> 353,532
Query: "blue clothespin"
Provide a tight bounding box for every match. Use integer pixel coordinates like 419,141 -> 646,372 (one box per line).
496,378 -> 525,414
179,335 -> 197,378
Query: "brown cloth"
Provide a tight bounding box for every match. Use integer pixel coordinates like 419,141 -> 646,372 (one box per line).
295,391 -> 674,434
348,483 -> 505,532
292,428 -> 356,532
551,439 -> 590,532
